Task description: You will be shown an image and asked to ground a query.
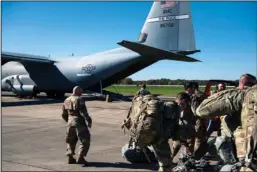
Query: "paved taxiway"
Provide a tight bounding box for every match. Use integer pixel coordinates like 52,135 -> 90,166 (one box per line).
2,94 -> 160,171
2,94 -> 218,171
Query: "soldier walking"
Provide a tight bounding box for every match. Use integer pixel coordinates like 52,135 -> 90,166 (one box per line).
62,86 -> 92,166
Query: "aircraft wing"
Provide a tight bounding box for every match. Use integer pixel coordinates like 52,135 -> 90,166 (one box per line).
1,51 -> 56,65
117,40 -> 201,62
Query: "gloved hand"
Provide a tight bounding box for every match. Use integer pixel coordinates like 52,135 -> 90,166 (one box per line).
88,122 -> 92,128
87,117 -> 92,128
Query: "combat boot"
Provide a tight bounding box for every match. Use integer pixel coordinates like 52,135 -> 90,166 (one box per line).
77,156 -> 88,166
68,155 -> 76,164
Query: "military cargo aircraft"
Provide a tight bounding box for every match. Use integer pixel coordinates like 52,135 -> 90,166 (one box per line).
2,1 -> 201,98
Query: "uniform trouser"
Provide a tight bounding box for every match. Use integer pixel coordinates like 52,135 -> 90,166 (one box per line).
194,117 -> 208,160
152,140 -> 173,171
65,125 -> 91,158
171,138 -> 195,159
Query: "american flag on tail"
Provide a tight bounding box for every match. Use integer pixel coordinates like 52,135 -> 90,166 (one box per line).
160,1 -> 178,8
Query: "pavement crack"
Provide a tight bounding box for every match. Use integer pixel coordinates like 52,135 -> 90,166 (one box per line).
3,159 -> 56,171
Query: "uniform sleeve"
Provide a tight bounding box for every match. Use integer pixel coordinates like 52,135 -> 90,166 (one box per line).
191,94 -> 207,116
196,91 -> 244,119
77,98 -> 92,123
61,104 -> 68,122
191,96 -> 200,116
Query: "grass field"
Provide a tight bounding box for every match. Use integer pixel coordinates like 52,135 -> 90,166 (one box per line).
104,85 -> 208,96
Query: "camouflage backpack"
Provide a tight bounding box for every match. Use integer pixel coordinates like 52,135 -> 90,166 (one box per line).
122,94 -> 180,148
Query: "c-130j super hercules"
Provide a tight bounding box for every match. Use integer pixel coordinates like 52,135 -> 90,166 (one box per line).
2,1 -> 201,98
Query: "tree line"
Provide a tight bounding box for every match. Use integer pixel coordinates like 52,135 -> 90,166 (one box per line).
116,77 -> 238,86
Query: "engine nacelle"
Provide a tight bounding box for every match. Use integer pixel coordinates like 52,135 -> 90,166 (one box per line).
12,85 -> 36,96
2,75 -> 37,96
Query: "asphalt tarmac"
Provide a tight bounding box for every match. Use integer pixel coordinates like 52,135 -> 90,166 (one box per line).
1,93 -> 218,171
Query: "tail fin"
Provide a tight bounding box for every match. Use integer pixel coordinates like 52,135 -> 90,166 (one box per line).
138,1 -> 199,53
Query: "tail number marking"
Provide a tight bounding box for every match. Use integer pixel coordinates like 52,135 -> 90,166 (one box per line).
160,23 -> 174,28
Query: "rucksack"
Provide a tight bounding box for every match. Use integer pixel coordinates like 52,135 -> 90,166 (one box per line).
122,94 -> 180,148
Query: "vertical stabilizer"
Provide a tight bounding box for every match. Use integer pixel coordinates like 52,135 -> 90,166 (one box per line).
137,1 -> 197,53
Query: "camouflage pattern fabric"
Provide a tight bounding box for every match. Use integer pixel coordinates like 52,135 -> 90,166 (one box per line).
171,139 -> 195,160
62,95 -> 92,157
191,90 -> 208,116
123,95 -> 181,148
152,139 -> 173,172
191,90 -> 208,159
65,125 -> 90,157
239,85 -> 257,168
196,88 -> 246,137
171,107 -> 196,159
196,86 -> 257,169
122,96 -> 181,172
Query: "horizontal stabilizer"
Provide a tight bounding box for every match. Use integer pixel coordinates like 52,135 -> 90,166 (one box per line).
1,51 -> 56,65
177,50 -> 201,55
118,40 -> 201,62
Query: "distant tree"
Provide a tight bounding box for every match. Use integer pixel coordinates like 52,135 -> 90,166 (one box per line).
122,78 -> 133,85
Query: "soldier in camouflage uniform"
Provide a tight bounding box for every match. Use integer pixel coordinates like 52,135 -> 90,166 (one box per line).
207,83 -> 226,138
134,83 -> 151,97
171,92 -> 196,161
153,92 -> 196,171
62,86 -> 92,165
191,81 -> 208,160
184,81 -> 195,96
122,93 -> 180,172
196,74 -> 257,171
238,84 -> 257,171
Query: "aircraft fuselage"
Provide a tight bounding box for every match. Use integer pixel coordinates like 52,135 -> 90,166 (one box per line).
1,47 -> 146,96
